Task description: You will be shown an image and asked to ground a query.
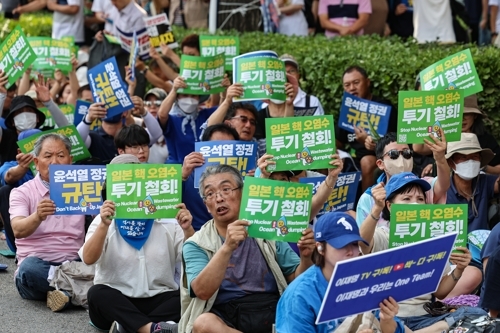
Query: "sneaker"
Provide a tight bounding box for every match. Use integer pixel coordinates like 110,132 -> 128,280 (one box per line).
109,321 -> 121,333
46,290 -> 71,312
152,321 -> 178,333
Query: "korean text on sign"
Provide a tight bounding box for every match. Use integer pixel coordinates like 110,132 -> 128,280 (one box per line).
419,49 -> 483,97
144,13 -> 178,50
265,115 -> 336,172
179,54 -> 226,95
0,26 -> 37,88
194,141 -> 257,187
87,56 -> 133,118
28,37 -> 72,73
239,177 -> 313,243
397,90 -> 464,144
389,204 -> 468,250
50,165 -> 106,215
106,164 -> 183,219
200,35 -> 240,71
317,233 -> 457,323
338,92 -> 392,136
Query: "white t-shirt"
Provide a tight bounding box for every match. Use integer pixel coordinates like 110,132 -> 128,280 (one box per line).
413,0 -> 455,43
106,0 -> 148,36
489,0 -> 500,33
91,0 -> 114,32
52,0 -> 85,43
279,0 -> 309,36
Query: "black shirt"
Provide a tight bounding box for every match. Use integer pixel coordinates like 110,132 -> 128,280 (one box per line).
0,129 -> 19,166
88,127 -> 117,164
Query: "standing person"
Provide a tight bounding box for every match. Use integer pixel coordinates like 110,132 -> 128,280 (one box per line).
278,0 -> 309,36
413,0 -> 455,43
47,0 -> 85,45
318,0 -> 372,37
143,88 -> 169,164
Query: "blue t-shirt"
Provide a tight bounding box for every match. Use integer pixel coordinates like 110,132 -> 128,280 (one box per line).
183,238 -> 299,304
276,265 -> 407,333
446,174 -> 498,232
182,174 -> 212,231
0,161 -> 34,186
164,107 -> 216,164
481,223 -> 500,260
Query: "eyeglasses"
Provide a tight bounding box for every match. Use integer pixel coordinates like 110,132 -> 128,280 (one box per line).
126,144 -> 150,153
383,149 -> 413,160
202,187 -> 241,201
231,115 -> 256,126
144,101 -> 162,107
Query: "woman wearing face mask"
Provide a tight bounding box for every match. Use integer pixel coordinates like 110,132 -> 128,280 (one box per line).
360,172 -> 488,332
157,76 -> 219,164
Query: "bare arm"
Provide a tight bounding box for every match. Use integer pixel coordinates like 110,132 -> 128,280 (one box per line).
18,70 -> 32,96
11,199 -> 56,239
413,143 -> 432,156
491,5 -> 498,32
280,4 -> 303,15
424,129 -> 449,203
66,57 -> 80,107
13,0 -> 48,14
206,84 -> 244,126
82,201 -> 114,265
359,183 -> 386,254
312,0 -> 319,21
47,2 -> 80,15
319,13 -> 344,32
158,76 -> 185,128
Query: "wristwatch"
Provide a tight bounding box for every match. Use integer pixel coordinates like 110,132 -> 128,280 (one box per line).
140,66 -> 149,75
82,114 -> 92,125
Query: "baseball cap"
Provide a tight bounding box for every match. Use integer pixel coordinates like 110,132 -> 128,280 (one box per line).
279,54 -> 299,69
385,172 -> 431,199
144,88 -> 167,101
314,212 -> 368,249
18,129 -> 42,141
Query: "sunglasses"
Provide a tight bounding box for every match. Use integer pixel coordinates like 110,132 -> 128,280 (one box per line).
144,101 -> 162,107
383,149 -> 413,160
231,115 -> 256,126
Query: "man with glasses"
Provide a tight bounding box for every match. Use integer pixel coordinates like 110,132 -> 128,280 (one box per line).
115,124 -> 151,163
179,164 -> 314,333
355,131 -> 449,228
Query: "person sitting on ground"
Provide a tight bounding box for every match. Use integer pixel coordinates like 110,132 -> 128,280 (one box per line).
142,88 -> 169,164
179,164 -> 315,333
82,154 -> 193,333
9,133 -> 85,311
276,211 -> 406,333
114,124 -> 152,163
361,172 -> 487,331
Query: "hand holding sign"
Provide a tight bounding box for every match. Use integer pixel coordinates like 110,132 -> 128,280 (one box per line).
449,246 -> 471,271
37,199 -> 56,222
100,200 -> 116,226
226,83 -> 244,100
285,73 -> 298,106
423,127 -> 447,162
297,228 -> 315,258
182,152 -> 204,180
379,297 -> 399,325
16,152 -> 34,169
365,135 -> 376,151
257,153 -> 275,178
173,76 -> 187,92
88,102 -> 108,121
328,154 -> 343,175
0,70 -> 7,94
224,220 -> 250,252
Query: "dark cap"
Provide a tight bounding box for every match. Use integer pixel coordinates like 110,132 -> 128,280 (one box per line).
4,95 -> 46,130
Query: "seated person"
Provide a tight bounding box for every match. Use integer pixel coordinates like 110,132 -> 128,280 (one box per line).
10,133 -> 85,311
479,241 -> 500,318
276,211 -> 405,333
360,172 -> 487,331
179,164 -> 315,333
115,124 -> 151,163
81,154 -> 193,333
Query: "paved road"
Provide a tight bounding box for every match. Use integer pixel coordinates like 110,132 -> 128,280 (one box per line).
0,240 -> 97,333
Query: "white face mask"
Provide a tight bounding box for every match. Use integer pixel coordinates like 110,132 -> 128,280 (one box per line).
384,156 -> 413,176
177,97 -> 198,114
14,112 -> 37,132
270,99 -> 285,105
454,160 -> 481,180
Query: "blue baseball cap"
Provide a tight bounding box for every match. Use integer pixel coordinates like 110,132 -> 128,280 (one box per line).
18,128 -> 41,141
314,212 -> 368,249
385,172 -> 431,199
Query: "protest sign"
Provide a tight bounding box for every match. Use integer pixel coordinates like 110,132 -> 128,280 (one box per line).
299,171 -> 361,216
87,56 -> 133,118
128,31 -> 139,82
389,204 -> 468,251
60,36 -> 79,56
178,54 -> 225,95
294,106 -> 318,117
17,125 -> 91,174
316,233 -> 457,324
232,51 -> 286,102
419,49 -> 482,97
74,100 -> 101,130
116,27 -> 150,60
239,177 -> 313,242
106,164 -> 182,219
338,92 -> 392,136
194,141 -> 257,187
0,26 -> 37,89
200,35 -> 240,71
40,104 -> 75,128
28,37 -> 72,74
265,115 -> 336,172
145,13 -> 178,50
104,34 -> 121,45
49,165 -> 106,215
397,90 -> 464,144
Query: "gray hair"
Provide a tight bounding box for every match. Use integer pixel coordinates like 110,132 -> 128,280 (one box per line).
32,133 -> 72,157
198,164 -> 244,198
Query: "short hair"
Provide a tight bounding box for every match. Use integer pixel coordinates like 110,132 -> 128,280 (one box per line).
224,102 -> 258,123
32,133 -> 71,157
181,34 -> 200,53
343,65 -> 369,79
150,55 -> 179,73
77,84 -> 91,99
375,132 -> 397,159
381,183 -> 427,221
114,124 -> 150,149
201,123 -> 240,142
198,164 -> 244,198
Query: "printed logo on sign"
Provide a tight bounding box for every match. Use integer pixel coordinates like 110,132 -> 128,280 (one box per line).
296,147 -> 314,165
448,82 -> 457,90
47,57 -> 57,66
13,59 -> 24,70
428,121 -> 443,140
200,80 -> 211,92
263,81 -> 273,96
138,195 -> 157,215
272,216 -> 289,237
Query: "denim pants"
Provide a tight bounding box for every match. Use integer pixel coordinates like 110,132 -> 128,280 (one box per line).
400,306 -> 488,331
15,256 -> 62,301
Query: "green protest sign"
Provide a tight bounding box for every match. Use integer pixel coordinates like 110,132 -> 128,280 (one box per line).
40,104 -> 75,128
61,36 -> 79,57
106,164 -> 182,219
233,54 -> 286,102
200,35 -> 240,71
178,54 -> 226,95
28,37 -> 72,74
419,49 -> 483,97
389,204 -> 468,251
17,125 -> 91,174
0,26 -> 37,89
105,34 -> 121,45
265,115 -> 336,172
239,177 -> 312,242
397,90 -> 464,144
